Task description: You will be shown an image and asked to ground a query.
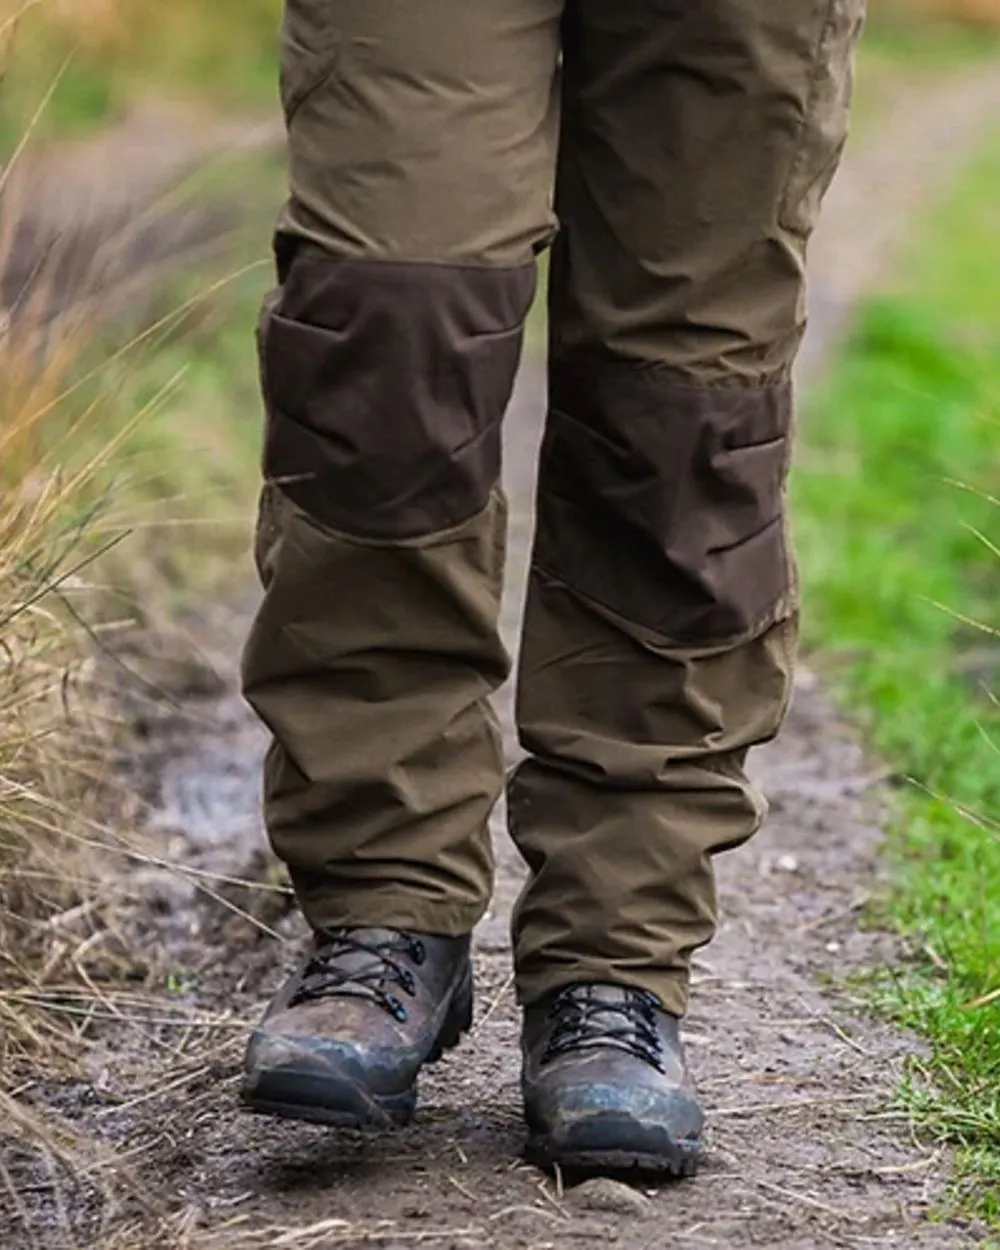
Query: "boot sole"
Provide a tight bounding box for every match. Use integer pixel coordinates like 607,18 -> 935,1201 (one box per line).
526,1114 -> 701,1180
241,968 -> 474,1130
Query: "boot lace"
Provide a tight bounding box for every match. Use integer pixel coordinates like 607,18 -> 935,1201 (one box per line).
542,985 -> 666,1073
289,930 -> 427,1023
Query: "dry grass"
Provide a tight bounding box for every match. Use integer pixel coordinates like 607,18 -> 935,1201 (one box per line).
0,253 -> 220,1250
0,165 -> 155,1239
0,10 -> 287,1234
0,57 -> 266,1244
0,190 -> 131,1031
0,0 -> 273,1074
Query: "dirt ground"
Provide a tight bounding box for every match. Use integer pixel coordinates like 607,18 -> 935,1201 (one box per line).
10,66 -> 1000,1250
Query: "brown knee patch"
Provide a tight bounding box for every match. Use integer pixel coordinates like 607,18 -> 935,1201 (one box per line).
259,246 -> 535,539
536,358 -> 794,642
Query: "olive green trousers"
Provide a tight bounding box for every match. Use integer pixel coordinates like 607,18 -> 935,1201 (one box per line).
243,0 -> 864,1016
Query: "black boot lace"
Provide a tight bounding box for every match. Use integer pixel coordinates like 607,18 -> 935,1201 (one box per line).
542,985 -> 666,1073
289,930 -> 427,1023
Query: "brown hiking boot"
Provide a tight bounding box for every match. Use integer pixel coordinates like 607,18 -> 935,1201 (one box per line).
522,984 -> 703,1177
241,928 -> 473,1128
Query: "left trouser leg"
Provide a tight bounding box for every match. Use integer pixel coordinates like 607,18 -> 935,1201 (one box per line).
242,0 -> 561,939
511,0 -> 865,1017
241,1 -> 564,1131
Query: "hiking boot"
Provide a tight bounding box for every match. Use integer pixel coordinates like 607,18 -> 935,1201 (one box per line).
241,928 -> 473,1128
522,983 -> 704,1177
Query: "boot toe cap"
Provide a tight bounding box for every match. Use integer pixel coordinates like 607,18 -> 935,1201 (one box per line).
242,1030 -> 416,1127
526,1078 -> 704,1173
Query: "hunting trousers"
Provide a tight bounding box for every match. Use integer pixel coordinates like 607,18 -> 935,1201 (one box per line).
243,0 -> 864,1017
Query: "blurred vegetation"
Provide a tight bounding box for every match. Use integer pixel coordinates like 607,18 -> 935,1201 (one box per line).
795,129 -> 1000,1223
0,0 -> 280,151
2,0 -> 1000,157
879,0 -> 1000,26
866,5 -> 1000,63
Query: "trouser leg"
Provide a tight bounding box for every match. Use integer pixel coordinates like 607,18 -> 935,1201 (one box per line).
511,0 -> 865,1015
243,0 -> 562,936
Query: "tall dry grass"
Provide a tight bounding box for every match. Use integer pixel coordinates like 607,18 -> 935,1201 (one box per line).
0,2 -> 283,1229
0,173 -> 143,1237
0,131 -> 265,1062
0,217 -> 268,1242
0,63 -> 239,1240
0,200 -> 123,1039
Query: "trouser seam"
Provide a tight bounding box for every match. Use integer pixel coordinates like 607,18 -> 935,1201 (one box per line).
265,480 -> 505,550
530,557 -> 796,650
549,354 -> 795,392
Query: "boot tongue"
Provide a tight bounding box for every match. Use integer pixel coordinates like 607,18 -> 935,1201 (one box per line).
580,984 -> 634,1007
573,984 -> 663,1017
318,928 -> 405,980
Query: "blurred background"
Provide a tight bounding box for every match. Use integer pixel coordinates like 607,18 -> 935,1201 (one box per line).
1,0 -> 999,1241
2,0 -> 998,586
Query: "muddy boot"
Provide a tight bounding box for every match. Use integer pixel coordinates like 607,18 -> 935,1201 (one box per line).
522,984 -> 703,1177
242,928 -> 473,1128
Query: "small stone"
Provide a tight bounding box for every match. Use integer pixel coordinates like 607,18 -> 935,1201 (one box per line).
825,940 -> 842,954
572,1178 -> 651,1216
775,854 -> 800,873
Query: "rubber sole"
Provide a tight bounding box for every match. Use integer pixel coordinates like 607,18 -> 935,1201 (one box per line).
245,1083 -> 414,1129
241,969 -> 474,1130
525,1112 -> 701,1180
525,1139 -> 700,1179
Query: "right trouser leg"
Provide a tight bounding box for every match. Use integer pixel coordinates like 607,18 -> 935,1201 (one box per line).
242,0 -> 561,938
510,0 -> 862,1016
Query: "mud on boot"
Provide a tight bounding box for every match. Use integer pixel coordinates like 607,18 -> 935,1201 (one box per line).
242,928 -> 473,1129
522,983 -> 704,1177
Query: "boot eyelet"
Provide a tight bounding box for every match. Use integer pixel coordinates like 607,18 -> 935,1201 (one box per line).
385,994 -> 408,1022
401,970 -> 417,996
410,940 -> 427,966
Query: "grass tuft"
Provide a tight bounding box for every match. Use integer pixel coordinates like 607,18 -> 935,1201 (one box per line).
0,34 -> 274,1236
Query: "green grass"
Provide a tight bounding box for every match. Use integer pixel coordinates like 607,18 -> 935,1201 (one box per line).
794,129 -> 1000,1221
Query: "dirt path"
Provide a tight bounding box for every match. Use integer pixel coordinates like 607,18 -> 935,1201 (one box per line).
12,66 -> 1000,1250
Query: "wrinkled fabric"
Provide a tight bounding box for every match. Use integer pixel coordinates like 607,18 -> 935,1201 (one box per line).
243,0 -> 864,1017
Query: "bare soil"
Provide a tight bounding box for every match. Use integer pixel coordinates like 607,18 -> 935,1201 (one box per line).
8,66 -> 1000,1250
